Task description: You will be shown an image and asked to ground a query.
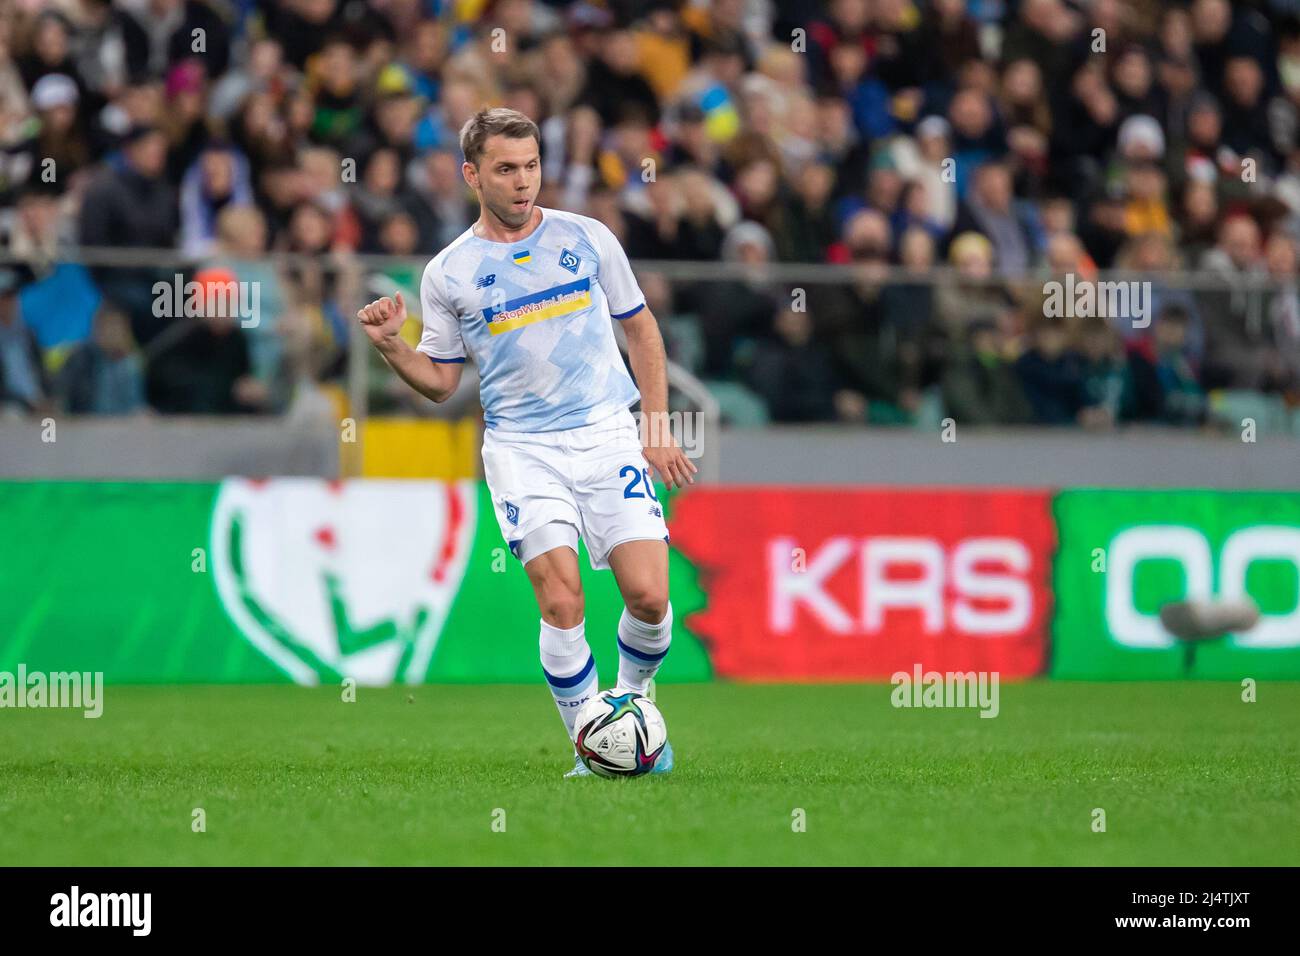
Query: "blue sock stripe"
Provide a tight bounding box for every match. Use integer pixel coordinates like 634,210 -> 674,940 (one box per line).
549,673 -> 597,699
542,653 -> 595,691
617,636 -> 670,664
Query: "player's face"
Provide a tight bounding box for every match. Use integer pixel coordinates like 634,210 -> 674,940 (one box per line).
467,134 -> 541,230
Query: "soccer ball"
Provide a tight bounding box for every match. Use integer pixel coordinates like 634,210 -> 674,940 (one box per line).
573,690 -> 668,778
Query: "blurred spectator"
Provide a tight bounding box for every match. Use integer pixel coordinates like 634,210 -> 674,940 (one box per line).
1052,60 -> 1120,201
1044,232 -> 1095,277
0,268 -> 50,416
6,185 -> 100,359
1121,161 -> 1171,238
941,319 -> 1032,426
1078,193 -> 1129,269
8,184 -> 75,263
897,115 -> 958,229
411,149 -> 477,248
180,145 -> 254,257
1015,321 -> 1086,425
1177,177 -> 1221,263
79,124 -> 177,343
935,231 -> 1016,340
162,59 -> 211,184
352,147 -> 418,252
1265,232 -> 1300,363
640,269 -> 703,376
1115,232 -> 1204,360
115,0 -> 232,81
953,162 -> 1037,277
1200,214 -> 1267,389
579,27 -> 660,128
817,209 -> 916,419
925,0 -> 981,90
1002,0 -> 1079,93
747,307 -> 863,423
213,204 -> 288,408
145,267 -> 268,414
1128,304 -> 1206,425
29,73 -> 92,184
1078,321 -> 1133,429
685,219 -> 776,377
209,39 -> 287,124
624,173 -> 725,260
59,306 -> 146,415
947,88 -> 1004,199
772,161 -> 836,262
1221,56 -> 1277,172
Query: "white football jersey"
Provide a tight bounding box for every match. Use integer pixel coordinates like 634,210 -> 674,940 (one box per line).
416,207 -> 644,432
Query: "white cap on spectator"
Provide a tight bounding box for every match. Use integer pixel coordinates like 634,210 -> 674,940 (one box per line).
31,73 -> 79,111
722,220 -> 775,262
99,101 -> 131,136
916,116 -> 951,141
1118,115 -> 1165,159
1186,155 -> 1218,183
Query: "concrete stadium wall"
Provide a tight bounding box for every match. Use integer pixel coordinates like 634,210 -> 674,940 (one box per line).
0,418 -> 339,479
1,419 -> 1295,488
715,427 -> 1300,489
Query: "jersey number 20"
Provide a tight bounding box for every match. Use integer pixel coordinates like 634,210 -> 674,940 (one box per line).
620,465 -> 659,502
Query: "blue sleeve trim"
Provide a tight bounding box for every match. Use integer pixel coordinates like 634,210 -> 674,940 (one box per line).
611,302 -> 645,320
430,356 -> 466,364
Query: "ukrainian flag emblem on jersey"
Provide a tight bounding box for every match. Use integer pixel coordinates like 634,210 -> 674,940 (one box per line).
483,277 -> 591,335
512,249 -> 531,265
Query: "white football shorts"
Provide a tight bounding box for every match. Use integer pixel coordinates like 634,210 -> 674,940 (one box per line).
481,407 -> 670,570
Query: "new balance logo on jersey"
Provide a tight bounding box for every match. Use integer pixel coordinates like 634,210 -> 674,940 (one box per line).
474,274 -> 496,289
504,500 -> 520,525
649,505 -> 662,518
559,248 -> 581,274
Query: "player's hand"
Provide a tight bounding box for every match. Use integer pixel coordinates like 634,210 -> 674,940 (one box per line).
641,421 -> 697,490
357,292 -> 407,344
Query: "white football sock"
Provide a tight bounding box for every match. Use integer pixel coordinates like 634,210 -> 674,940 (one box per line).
616,603 -> 672,695
539,618 -> 598,740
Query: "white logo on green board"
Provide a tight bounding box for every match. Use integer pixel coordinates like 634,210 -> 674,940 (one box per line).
210,479 -> 476,684
1105,525 -> 1300,649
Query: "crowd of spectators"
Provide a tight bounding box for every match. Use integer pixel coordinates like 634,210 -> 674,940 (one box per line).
1,0 -> 1299,431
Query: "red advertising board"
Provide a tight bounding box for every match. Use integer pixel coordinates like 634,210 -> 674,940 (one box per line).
669,487 -> 1056,680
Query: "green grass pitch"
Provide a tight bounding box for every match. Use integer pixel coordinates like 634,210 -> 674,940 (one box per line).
1,681 -> 1297,865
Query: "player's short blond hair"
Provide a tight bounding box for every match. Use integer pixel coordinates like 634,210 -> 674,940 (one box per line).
459,108 -> 541,167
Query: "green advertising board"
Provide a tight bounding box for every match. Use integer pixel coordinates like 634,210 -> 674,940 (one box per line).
1052,490 -> 1300,679
0,480 -> 711,685
5,482 -> 1299,683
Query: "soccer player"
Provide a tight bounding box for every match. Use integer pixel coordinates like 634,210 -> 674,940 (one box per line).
357,108 -> 696,776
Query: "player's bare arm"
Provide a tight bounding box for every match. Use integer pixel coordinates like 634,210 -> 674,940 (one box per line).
621,306 -> 697,490
357,292 -> 462,403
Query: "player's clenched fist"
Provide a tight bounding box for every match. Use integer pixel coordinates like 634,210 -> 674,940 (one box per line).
357,291 -> 407,344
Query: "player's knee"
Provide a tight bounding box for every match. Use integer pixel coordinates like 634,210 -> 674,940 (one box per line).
538,580 -> 584,628
623,585 -> 669,625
